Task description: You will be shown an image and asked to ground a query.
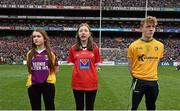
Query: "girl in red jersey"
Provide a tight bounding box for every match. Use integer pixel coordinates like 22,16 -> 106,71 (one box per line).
67,23 -> 102,110
26,29 -> 59,110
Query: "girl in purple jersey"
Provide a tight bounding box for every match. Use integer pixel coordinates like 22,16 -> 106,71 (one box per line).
26,29 -> 59,110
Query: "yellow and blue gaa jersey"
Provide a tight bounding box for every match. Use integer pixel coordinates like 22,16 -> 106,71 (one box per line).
127,38 -> 164,80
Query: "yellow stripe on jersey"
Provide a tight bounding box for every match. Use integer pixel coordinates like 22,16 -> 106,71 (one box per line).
127,39 -> 164,80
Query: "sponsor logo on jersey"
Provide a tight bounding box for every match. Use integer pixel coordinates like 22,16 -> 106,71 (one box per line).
137,54 -> 158,61
79,58 -> 90,70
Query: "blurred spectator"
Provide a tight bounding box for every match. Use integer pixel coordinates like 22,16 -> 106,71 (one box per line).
0,20 -> 179,31
0,0 -> 179,8
0,35 -> 179,64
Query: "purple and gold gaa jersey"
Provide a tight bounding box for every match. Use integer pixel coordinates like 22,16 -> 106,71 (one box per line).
31,50 -> 49,84
26,49 -> 58,87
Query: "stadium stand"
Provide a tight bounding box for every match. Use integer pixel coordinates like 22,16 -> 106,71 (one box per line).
0,0 -> 179,65
0,19 -> 179,29
0,36 -> 179,64
0,0 -> 179,7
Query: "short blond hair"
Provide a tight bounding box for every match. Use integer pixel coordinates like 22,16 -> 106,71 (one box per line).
140,16 -> 158,27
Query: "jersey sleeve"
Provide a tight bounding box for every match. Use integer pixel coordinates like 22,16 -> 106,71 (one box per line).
67,47 -> 75,63
94,47 -> 102,63
160,43 -> 164,58
127,44 -> 134,58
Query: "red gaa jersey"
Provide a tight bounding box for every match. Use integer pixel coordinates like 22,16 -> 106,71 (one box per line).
67,45 -> 102,91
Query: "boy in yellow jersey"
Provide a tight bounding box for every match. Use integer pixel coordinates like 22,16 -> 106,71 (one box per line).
127,16 -> 164,110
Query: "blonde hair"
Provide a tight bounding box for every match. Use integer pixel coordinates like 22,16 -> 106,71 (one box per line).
140,16 -> 158,27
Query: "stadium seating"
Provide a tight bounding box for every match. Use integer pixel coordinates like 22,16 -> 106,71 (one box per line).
0,36 -> 179,64
0,0 -> 178,7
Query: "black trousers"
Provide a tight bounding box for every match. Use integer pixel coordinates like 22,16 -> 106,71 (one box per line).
131,78 -> 159,110
73,90 -> 97,110
28,82 -> 55,110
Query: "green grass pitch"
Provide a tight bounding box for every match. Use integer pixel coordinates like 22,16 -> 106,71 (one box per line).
0,65 -> 180,110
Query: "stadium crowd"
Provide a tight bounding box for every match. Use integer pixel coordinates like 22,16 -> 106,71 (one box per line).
0,0 -> 179,7
102,0 -> 178,8
0,20 -> 179,30
0,36 -> 179,64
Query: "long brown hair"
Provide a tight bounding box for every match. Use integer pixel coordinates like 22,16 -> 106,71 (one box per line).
27,29 -> 54,73
74,23 -> 96,51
